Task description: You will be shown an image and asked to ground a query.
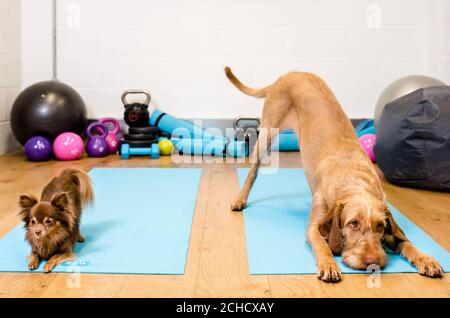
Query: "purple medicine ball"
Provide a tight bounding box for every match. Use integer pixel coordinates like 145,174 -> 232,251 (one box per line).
24,136 -> 52,161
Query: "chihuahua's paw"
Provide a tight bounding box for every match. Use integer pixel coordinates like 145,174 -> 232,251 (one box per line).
43,262 -> 55,273
317,260 -> 342,283
28,261 -> 40,271
415,256 -> 443,278
231,198 -> 247,211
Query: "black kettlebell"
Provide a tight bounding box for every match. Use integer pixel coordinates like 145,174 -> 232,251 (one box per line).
122,90 -> 151,127
233,116 -> 260,140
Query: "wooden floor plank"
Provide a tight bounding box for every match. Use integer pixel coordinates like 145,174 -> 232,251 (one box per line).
194,164 -> 271,297
268,274 -> 450,298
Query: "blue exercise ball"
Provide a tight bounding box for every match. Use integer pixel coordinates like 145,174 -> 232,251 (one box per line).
10,80 -> 87,145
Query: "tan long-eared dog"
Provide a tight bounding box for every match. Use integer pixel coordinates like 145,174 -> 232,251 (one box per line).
225,67 -> 443,283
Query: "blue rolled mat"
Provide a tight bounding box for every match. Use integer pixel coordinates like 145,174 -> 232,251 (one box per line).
355,119 -> 376,138
150,109 -> 227,142
172,138 -> 248,157
238,168 -> 450,275
272,132 -> 300,151
0,168 -> 201,274
273,121 -> 376,152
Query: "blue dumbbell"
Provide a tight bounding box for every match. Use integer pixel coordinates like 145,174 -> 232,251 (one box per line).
121,143 -> 160,160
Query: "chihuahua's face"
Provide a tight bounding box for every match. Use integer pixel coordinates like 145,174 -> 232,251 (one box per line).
19,193 -> 68,240
28,210 -> 58,239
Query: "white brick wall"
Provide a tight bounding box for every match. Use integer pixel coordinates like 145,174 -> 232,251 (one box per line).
428,0 -> 450,84
444,0 -> 450,83
20,0 -> 449,122
0,0 -> 20,155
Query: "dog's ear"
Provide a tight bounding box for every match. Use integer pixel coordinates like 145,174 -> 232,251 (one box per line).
50,192 -> 69,210
328,203 -> 344,255
383,207 -> 408,252
18,195 -> 38,223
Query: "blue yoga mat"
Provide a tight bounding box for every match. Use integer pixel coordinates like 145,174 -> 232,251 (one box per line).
0,168 -> 201,274
237,168 -> 450,275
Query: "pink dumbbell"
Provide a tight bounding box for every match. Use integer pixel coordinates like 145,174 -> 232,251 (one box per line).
98,118 -> 121,154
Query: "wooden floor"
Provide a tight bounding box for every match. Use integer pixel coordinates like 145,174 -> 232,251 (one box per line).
0,151 -> 448,298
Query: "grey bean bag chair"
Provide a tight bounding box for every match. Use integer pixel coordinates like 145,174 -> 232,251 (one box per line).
374,86 -> 450,192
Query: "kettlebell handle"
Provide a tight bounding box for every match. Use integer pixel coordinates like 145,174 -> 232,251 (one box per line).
98,117 -> 120,135
233,116 -> 261,130
86,123 -> 108,140
121,90 -> 151,107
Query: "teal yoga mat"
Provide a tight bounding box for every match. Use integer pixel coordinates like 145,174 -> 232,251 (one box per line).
237,168 -> 450,275
0,168 -> 201,274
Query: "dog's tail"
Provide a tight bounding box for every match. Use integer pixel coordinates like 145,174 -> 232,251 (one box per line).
70,169 -> 94,208
224,66 -> 270,98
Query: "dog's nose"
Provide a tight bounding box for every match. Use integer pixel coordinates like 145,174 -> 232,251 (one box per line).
34,230 -> 42,236
365,256 -> 380,266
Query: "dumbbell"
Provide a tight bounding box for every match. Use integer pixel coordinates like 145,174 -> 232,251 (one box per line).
121,143 -> 160,160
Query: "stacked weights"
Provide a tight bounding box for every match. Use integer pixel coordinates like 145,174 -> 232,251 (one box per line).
121,90 -> 162,149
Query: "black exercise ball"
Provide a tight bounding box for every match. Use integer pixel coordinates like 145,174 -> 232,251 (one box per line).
10,80 -> 87,145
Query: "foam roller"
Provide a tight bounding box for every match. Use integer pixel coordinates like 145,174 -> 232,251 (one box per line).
355,119 -> 376,138
272,132 -> 300,151
150,109 -> 227,142
172,138 -> 248,157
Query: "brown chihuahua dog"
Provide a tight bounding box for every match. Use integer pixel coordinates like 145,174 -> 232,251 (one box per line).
19,169 -> 94,273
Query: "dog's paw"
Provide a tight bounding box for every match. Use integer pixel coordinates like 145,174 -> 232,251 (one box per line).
231,198 -> 247,211
415,256 -> 443,278
317,260 -> 342,283
28,261 -> 40,270
43,262 -> 55,273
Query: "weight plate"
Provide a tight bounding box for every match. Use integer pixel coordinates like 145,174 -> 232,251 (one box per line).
128,126 -> 159,135
124,133 -> 157,141
159,131 -> 170,138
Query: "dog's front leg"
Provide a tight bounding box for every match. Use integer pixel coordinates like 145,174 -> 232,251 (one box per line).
398,241 -> 443,278
384,210 -> 443,278
307,227 -> 342,283
307,199 -> 342,283
76,228 -> 85,243
28,252 -> 41,270
43,250 -> 74,273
